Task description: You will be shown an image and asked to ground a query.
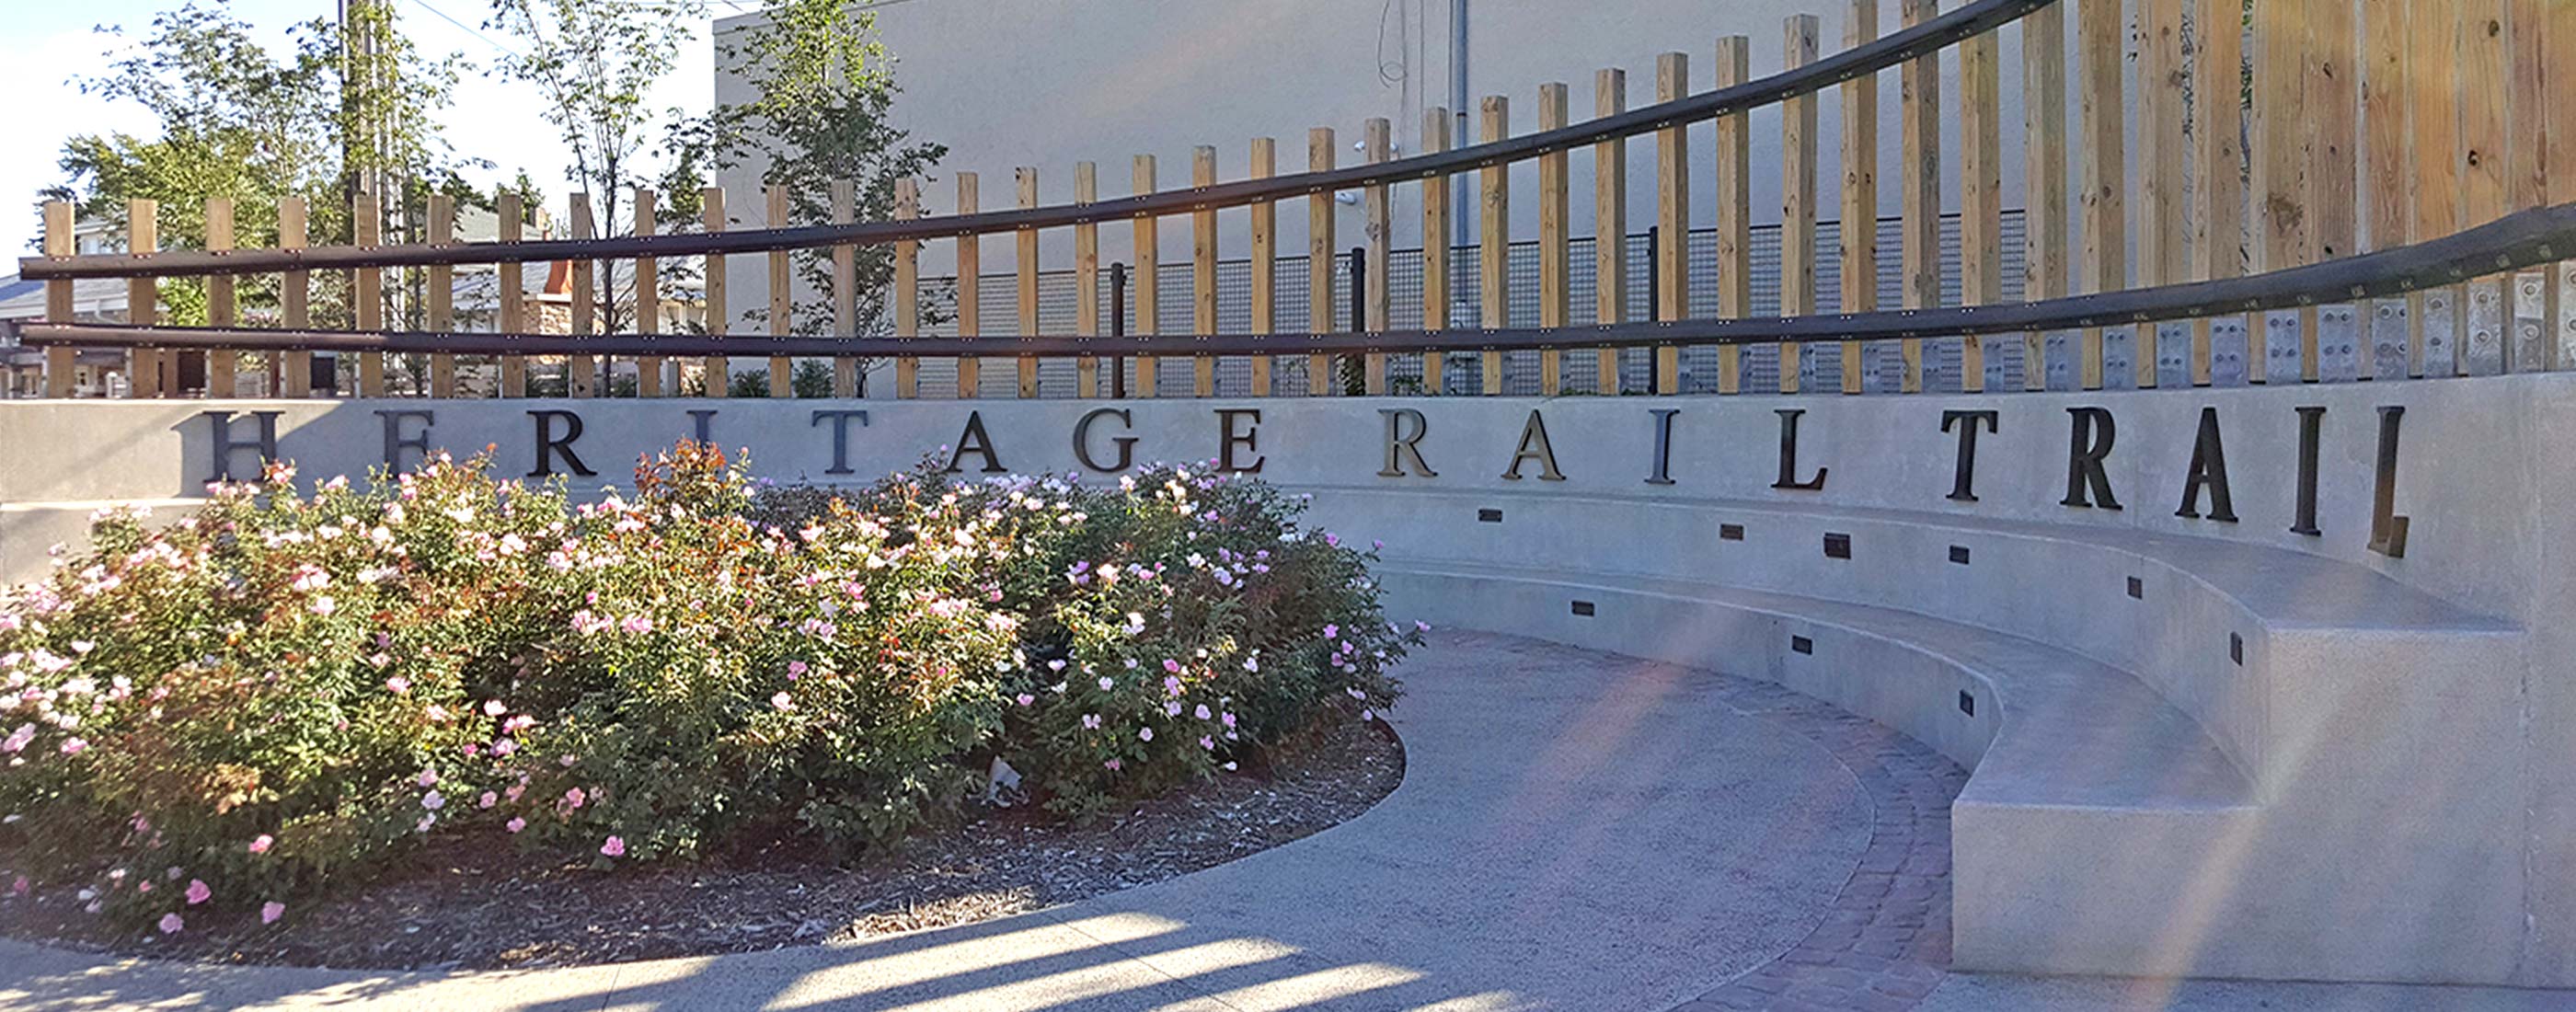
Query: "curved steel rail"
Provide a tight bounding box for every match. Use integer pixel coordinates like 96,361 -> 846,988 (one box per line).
18,0 -> 2053,282
22,201 -> 2572,361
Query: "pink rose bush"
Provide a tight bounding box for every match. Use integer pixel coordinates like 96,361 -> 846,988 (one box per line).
0,442 -> 1411,933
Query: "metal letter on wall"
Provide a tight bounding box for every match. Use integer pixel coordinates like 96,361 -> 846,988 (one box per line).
375,409 -> 435,473
527,410 -> 596,477
201,410 -> 282,484
2368,406 -> 2408,558
1501,409 -> 1567,481
1377,408 -> 1438,477
1772,409 -> 1827,490
811,409 -> 870,476
2060,407 -> 2120,510
2290,406 -> 2325,535
1939,409 -> 1998,502
1074,408 -> 1138,474
2175,407 -> 2238,522
946,410 -> 1007,474
1216,409 -> 1265,474
687,409 -> 718,445
1645,409 -> 1680,486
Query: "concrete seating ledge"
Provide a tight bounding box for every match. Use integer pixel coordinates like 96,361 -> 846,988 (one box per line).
1317,486 -> 2532,985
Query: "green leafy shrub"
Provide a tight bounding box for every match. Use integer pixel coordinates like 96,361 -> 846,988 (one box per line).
0,443 -> 1413,935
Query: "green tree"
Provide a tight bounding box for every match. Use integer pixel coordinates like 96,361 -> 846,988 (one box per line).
485,0 -> 705,333
674,0 -> 946,368
48,1 -> 472,330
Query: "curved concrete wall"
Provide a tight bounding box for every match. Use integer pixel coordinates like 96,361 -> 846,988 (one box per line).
3,374 -> 2571,984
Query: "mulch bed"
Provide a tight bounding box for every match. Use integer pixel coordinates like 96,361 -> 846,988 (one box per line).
0,717 -> 1402,972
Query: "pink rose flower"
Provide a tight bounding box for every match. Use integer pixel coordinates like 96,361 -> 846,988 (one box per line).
247,834 -> 273,855
600,836 -> 626,857
506,818 -> 527,834
184,880 -> 211,905
261,902 -> 286,925
157,913 -> 183,934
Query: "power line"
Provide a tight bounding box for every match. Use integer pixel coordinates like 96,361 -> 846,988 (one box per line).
403,0 -> 524,61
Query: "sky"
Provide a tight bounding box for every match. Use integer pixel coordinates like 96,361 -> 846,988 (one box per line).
0,0 -> 724,259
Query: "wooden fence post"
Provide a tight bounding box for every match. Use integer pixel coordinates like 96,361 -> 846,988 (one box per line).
1248,140 -> 1276,396
1016,167 -> 1041,398
2196,0 -> 2248,385
429,194 -> 458,397
1596,69 -> 1631,396
499,191 -> 527,397
1840,0 -> 1878,397
1715,40 -> 1753,396
2139,0 -> 2188,386
1194,147 -> 1220,397
1074,164 -> 1099,398
1419,116 -> 1448,395
1536,86 -> 1569,397
205,197 -> 236,397
893,178 -> 920,399
1130,158 -> 1158,397
954,172 -> 980,397
1365,118 -> 1394,395
1899,0 -> 1939,393
1782,19 -> 1820,394
127,199 -> 161,398
634,188 -> 663,397
2021,3 -> 2067,390
700,186 -> 729,398
41,201 -> 74,397
2077,0 -> 2123,390
769,184 -> 796,398
1960,25 -> 2001,392
1312,126 -> 1340,396
281,198 -> 312,398
571,192 -> 599,398
831,178 -> 859,397
1655,53 -> 1689,394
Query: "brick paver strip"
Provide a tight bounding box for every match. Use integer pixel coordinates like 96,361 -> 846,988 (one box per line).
1673,678 -> 1971,1012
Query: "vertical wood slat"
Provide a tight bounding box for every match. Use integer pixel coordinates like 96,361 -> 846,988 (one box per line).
280,198 -> 312,398
2363,0 -> 2409,380
1959,26 -> 2001,393
1365,118 -> 1394,395
1714,40 -> 1754,396
2308,0 -> 2358,380
831,179 -> 858,397
955,172 -> 981,397
1655,52 -> 1689,394
2463,0 -> 2507,374
2551,0 -> 2576,369
40,201 -> 74,397
2076,0 -> 2123,390
1478,103 -> 1509,396
1536,86 -> 1569,397
1313,127 -> 1340,396
1596,69 -> 1630,395
204,198 -> 236,397
2021,3 -> 2068,390
1074,164 -> 1099,398
498,191 -> 527,397
769,184 -> 796,398
570,193 -> 598,398
1839,1 -> 1878,397
127,199 -> 160,398
429,194 -> 458,397
1782,18 -> 1821,394
1248,141 -> 1276,395
2196,0 -> 2248,385
1131,157 -> 1159,397
893,178 -> 920,398
1194,147 -> 1220,397
2411,0 -> 2463,377
1420,115 -> 1449,395
699,187 -> 728,398
634,188 -> 662,397
2137,0 -> 2187,387
2504,0 -> 2548,370
1898,0 -> 1938,393
354,193 -> 385,397
1016,167 -> 1041,398
2251,0 -> 2306,385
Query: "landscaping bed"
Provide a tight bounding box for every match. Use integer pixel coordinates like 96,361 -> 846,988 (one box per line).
0,443 -> 1419,967
0,713 -> 1399,970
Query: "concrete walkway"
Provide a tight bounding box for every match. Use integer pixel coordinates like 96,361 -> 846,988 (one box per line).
0,631 -> 2568,1011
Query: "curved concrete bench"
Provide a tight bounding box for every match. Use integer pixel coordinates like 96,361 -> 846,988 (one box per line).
1310,486 -> 2526,985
